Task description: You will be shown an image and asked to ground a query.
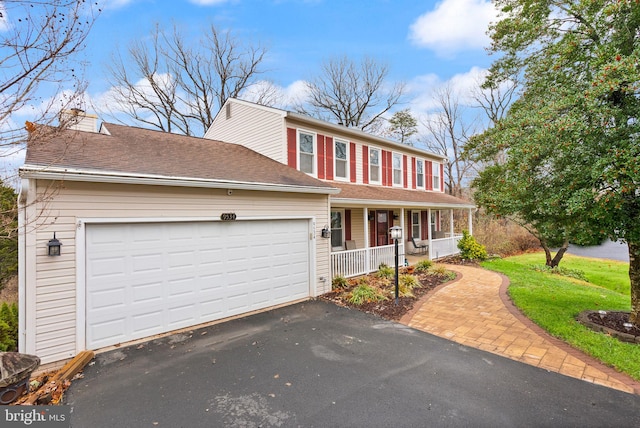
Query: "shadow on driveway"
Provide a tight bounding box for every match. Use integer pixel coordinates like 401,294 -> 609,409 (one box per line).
66,301 -> 640,427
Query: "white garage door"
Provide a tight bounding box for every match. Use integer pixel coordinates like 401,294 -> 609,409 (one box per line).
85,220 -> 310,349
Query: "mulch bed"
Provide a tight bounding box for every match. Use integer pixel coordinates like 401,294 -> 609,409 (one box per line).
580,310 -> 640,343
320,268 -> 452,321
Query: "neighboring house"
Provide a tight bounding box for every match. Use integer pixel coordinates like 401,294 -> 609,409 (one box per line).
18,114 -> 338,365
205,98 -> 475,278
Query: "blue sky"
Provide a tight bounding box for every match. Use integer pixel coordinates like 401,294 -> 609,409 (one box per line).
3,0 -> 500,172
81,0 -> 499,117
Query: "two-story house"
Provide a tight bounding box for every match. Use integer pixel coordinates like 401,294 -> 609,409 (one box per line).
205,98 -> 475,278
17,103 -> 473,367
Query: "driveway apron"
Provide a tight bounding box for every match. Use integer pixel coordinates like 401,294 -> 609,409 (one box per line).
65,300 -> 640,427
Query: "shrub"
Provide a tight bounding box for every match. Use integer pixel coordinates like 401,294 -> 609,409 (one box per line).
0,302 -> 18,352
457,230 -> 488,261
347,284 -> 387,305
332,275 -> 349,289
397,274 -> 420,297
376,264 -> 395,279
414,259 -> 433,273
429,264 -> 457,281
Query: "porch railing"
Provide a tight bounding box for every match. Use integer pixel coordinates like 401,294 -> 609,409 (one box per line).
431,234 -> 463,260
330,244 -> 403,278
331,235 -> 464,278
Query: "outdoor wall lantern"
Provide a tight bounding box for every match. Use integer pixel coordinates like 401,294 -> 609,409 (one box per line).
47,233 -> 62,256
321,225 -> 331,238
389,226 -> 402,304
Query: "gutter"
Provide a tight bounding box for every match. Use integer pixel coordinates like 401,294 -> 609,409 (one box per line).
19,166 -> 341,195
330,197 -> 476,210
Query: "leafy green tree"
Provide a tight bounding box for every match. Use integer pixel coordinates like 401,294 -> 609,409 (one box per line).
0,183 -> 18,286
467,0 -> 640,325
388,109 -> 417,145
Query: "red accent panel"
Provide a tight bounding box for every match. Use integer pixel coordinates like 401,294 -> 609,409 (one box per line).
345,209 -> 352,240
387,152 -> 393,186
350,142 -> 357,183
287,128 -> 297,168
317,135 -> 325,179
325,137 -> 334,180
403,155 -> 408,188
389,210 -> 394,227
421,211 -> 428,240
440,163 -> 445,193
362,145 -> 369,184
426,161 -> 433,191
411,157 -> 416,189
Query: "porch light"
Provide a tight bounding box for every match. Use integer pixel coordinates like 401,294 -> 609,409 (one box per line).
47,233 -> 62,256
321,225 -> 331,239
390,226 -> 402,304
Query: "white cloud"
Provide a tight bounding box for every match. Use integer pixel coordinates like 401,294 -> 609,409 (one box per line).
409,0 -> 498,56
0,4 -> 9,32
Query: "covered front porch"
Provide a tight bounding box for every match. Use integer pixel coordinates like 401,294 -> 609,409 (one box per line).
330,206 -> 474,278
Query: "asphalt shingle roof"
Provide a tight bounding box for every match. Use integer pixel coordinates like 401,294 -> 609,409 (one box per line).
23,123 -> 336,191
330,182 -> 473,207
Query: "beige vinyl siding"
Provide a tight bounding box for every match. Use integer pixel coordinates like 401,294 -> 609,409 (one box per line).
27,180 -> 330,364
204,100 -> 285,163
349,208 -> 366,249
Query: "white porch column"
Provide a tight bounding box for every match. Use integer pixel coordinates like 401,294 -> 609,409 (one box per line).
427,208 -> 432,260
450,209 -> 455,255
364,208 -> 370,271
468,208 -> 473,235
400,207 -> 405,259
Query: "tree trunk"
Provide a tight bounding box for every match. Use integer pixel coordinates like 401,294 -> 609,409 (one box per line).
629,241 -> 640,326
541,239 -> 569,268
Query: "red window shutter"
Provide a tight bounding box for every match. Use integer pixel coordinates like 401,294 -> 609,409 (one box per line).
381,150 -> 388,186
362,145 -> 369,184
411,157 -> 416,189
345,209 -> 352,240
389,210 -> 394,227
350,142 -> 357,183
387,152 -> 393,186
403,155 -> 408,188
369,213 -> 376,247
426,161 -> 433,191
287,128 -> 297,168
421,211 -> 428,240
325,137 -> 334,180
440,163 -> 445,193
317,135 -> 325,179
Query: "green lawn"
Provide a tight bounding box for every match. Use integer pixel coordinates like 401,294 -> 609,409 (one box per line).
481,253 -> 640,381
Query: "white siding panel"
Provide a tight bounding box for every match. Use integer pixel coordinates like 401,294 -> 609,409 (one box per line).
205,100 -> 285,163
27,180 -> 330,364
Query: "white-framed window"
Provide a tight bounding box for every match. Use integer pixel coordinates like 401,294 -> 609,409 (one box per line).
432,161 -> 440,190
369,147 -> 381,184
392,153 -> 403,186
330,209 -> 345,250
416,159 -> 424,189
298,130 -> 316,175
334,139 -> 348,181
411,211 -> 421,239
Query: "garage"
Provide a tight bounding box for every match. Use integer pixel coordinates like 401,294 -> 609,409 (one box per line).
85,219 -> 311,349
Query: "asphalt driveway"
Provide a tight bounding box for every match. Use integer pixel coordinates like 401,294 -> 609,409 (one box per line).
65,301 -> 640,427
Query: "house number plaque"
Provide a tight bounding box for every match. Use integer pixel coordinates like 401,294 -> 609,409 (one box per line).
220,213 -> 237,221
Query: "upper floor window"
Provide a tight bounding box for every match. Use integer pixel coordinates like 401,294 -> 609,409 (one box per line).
392,153 -> 403,186
432,161 -> 440,191
369,147 -> 381,184
416,160 -> 424,188
334,139 -> 348,180
298,131 -> 315,175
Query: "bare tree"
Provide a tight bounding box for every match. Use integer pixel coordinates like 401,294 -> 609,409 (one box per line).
1,0 -> 100,162
297,56 -> 405,132
105,23 -> 270,136
421,84 -> 475,197
471,77 -> 519,127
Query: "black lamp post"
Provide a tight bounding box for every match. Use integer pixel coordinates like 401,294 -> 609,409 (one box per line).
389,226 -> 402,305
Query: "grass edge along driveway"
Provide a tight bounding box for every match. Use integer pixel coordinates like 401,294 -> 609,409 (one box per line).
481,253 -> 640,381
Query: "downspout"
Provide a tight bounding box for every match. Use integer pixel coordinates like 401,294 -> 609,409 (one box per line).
17,178 -> 29,353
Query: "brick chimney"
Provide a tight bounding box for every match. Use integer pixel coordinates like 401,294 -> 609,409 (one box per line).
60,108 -> 99,133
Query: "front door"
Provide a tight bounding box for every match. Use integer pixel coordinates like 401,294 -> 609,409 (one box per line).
376,211 -> 388,246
